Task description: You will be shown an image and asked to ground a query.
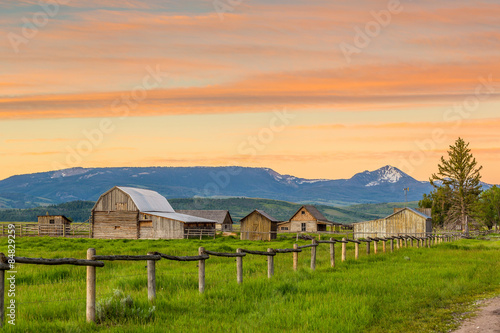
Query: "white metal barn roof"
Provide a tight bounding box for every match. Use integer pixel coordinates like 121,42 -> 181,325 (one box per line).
117,186 -> 175,213
144,212 -> 216,223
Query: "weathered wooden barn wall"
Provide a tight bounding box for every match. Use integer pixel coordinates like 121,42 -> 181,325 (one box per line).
288,209 -> 320,232
353,218 -> 385,238
149,215 -> 184,239
92,211 -> 139,239
240,212 -> 277,241
38,215 -> 71,225
386,211 -> 431,236
354,208 -> 432,239
38,215 -> 71,236
93,188 -> 138,212
279,206 -> 338,232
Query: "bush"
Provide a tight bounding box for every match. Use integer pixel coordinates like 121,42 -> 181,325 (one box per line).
96,289 -> 155,324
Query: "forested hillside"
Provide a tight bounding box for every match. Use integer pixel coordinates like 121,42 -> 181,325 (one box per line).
0,198 -> 418,223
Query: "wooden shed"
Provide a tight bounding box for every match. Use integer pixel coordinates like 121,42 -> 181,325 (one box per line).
91,186 -> 217,240
177,210 -> 233,231
240,210 -> 280,241
278,205 -> 341,233
37,215 -> 71,236
353,207 -> 432,239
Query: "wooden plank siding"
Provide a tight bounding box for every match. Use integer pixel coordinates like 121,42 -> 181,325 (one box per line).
92,186 -> 217,240
92,211 -> 139,239
283,208 -> 328,232
93,188 -> 138,212
150,215 -> 184,240
240,212 -> 277,241
353,208 -> 432,239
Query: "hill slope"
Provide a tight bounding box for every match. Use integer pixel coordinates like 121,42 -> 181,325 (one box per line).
0,165 -> 435,208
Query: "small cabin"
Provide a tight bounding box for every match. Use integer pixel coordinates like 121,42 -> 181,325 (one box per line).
240,210 -> 280,241
91,186 -> 217,239
278,205 -> 340,233
353,207 -> 432,239
37,215 -> 72,236
177,210 -> 233,231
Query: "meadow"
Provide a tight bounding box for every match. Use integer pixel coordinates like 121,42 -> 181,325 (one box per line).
0,235 -> 499,332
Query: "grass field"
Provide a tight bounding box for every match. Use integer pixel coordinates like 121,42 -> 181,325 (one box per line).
0,235 -> 499,332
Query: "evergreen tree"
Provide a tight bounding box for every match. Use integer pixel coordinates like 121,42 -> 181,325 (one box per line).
473,185 -> 500,230
419,186 -> 452,228
430,138 -> 482,234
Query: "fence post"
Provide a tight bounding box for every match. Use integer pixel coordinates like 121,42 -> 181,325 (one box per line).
293,244 -> 298,271
310,239 -> 317,271
341,238 -> 347,262
147,252 -> 156,302
199,247 -> 205,293
374,241 -> 378,254
404,237 -> 408,248
355,242 -> 359,260
0,268 -> 4,327
267,248 -> 274,278
396,238 -> 400,250
410,238 -> 414,247
236,248 -> 243,284
329,238 -> 335,268
86,248 -> 96,323
382,240 -> 386,253
390,238 -> 394,252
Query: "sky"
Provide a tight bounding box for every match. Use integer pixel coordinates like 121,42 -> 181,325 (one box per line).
1,0 -> 500,183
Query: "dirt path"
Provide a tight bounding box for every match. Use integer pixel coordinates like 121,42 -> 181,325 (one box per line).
452,297 -> 500,332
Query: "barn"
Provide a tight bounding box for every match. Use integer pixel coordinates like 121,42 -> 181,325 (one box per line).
240,210 -> 280,241
37,215 -> 71,236
278,205 -> 341,232
91,186 -> 216,239
353,207 -> 432,239
177,210 -> 233,231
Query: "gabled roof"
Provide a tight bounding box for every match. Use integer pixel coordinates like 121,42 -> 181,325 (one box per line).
37,215 -> 71,222
117,186 -> 174,212
144,212 -> 216,224
241,210 -> 280,223
386,207 -> 431,220
292,205 -> 339,225
177,210 -> 233,225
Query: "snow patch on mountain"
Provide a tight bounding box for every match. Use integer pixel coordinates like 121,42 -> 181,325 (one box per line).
364,165 -> 404,187
264,168 -> 329,185
51,167 -> 89,179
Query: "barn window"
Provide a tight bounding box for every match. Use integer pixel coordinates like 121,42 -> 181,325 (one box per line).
116,203 -> 127,211
49,219 -> 55,224
301,211 -> 305,215
301,223 -> 306,232
281,227 -> 288,231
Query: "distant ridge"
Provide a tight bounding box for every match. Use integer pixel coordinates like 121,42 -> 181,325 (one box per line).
0,165 -> 461,209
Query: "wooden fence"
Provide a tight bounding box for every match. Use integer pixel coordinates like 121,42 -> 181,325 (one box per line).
0,231 -> 471,327
184,228 -> 216,240
0,223 -> 90,238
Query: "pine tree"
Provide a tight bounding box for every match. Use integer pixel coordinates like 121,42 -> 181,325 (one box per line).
430,138 -> 483,234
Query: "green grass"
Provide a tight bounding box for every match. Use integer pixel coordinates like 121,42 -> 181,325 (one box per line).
0,236 -> 499,332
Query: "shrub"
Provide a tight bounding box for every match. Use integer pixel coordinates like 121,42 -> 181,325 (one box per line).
96,289 -> 155,324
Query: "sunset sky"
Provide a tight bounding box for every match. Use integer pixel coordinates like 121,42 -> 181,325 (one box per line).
1,0 -> 499,183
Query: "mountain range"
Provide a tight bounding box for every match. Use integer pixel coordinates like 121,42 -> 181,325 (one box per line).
0,165 -> 447,209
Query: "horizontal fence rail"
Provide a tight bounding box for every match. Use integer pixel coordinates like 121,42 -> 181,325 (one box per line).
0,223 -> 90,238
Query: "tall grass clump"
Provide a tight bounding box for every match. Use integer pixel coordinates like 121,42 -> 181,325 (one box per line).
96,289 -> 155,324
